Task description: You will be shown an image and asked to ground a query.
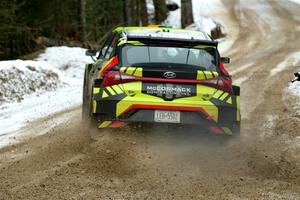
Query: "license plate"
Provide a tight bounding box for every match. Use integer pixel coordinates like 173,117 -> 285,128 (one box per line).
154,110 -> 180,123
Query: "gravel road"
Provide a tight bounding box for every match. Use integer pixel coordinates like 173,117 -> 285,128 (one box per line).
1,0 -> 300,199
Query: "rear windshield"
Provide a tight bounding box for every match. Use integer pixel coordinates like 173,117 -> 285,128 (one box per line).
122,45 -> 217,71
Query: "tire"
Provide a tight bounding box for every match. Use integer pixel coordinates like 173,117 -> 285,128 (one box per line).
82,67 -> 90,121
81,65 -> 100,140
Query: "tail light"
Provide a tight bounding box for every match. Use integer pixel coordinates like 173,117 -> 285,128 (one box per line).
199,77 -> 233,93
220,63 -> 231,77
101,71 -> 138,87
101,70 -> 233,94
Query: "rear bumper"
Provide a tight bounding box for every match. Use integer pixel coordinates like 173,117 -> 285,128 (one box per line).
91,83 -> 241,134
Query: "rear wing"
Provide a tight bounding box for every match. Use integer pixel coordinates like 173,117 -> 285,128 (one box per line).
126,36 -> 218,48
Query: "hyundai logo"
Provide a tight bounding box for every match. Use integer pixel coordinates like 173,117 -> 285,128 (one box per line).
163,71 -> 176,79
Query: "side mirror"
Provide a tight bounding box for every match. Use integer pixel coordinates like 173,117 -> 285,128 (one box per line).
85,49 -> 97,57
220,57 -> 230,64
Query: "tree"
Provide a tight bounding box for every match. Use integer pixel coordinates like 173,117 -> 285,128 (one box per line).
124,0 -> 148,26
181,0 -> 193,28
153,0 -> 168,24
78,0 -> 86,42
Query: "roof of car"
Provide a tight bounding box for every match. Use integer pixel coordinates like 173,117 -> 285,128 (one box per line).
114,26 -> 213,43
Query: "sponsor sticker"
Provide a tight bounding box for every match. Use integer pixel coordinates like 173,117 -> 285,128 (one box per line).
142,83 -> 196,99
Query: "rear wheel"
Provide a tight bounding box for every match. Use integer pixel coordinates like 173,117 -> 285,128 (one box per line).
81,66 -> 101,141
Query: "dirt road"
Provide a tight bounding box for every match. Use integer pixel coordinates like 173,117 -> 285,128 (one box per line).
1,0 -> 300,199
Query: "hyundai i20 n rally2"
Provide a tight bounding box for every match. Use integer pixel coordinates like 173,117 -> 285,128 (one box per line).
82,26 -> 241,137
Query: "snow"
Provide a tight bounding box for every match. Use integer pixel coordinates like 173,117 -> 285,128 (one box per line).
36,46 -> 91,80
288,80 -> 300,99
289,0 -> 300,4
270,51 -> 300,77
0,46 -> 91,148
191,0 -> 225,34
164,0 -> 181,28
146,0 -> 155,24
0,60 -> 63,104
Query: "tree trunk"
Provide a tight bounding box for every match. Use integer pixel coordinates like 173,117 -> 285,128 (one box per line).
79,0 -> 86,42
181,0 -> 193,28
153,0 -> 168,24
140,0 -> 149,26
124,0 -> 149,26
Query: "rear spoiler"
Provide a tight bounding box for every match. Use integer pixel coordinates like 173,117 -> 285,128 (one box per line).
127,36 -> 218,48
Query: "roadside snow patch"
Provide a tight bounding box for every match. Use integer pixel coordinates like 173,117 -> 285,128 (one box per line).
0,60 -> 62,104
270,51 -> 300,77
36,46 -> 91,79
0,46 -> 90,147
286,79 -> 300,116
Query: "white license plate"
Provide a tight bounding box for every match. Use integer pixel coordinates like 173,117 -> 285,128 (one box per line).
154,110 -> 180,123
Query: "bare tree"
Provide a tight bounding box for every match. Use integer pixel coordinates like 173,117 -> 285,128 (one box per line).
124,0 -> 148,26
181,0 -> 193,28
153,0 -> 168,24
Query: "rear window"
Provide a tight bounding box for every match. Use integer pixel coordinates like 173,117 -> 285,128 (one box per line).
122,45 -> 217,71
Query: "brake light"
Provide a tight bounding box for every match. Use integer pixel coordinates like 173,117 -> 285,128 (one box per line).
199,77 -> 232,93
101,71 -> 138,87
220,63 -> 231,77
101,70 -> 233,93
99,56 -> 119,77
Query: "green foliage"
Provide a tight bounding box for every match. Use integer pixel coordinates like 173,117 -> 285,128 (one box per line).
0,0 -> 166,59
86,0 -> 124,42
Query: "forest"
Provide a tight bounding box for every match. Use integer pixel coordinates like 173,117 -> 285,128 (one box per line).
0,0 -> 196,60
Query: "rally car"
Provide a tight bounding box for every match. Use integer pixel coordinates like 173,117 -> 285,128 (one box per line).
82,26 -> 241,136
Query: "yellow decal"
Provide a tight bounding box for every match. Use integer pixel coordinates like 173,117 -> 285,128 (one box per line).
120,67 -> 127,73
106,86 -> 116,95
133,67 -> 143,77
92,100 -> 97,113
236,96 -> 241,121
112,85 -> 123,94
226,97 -> 232,104
212,72 -> 219,77
93,87 -> 100,94
194,45 -> 216,49
205,71 -> 214,79
219,93 -> 228,101
118,40 -> 145,47
222,127 -> 233,135
197,71 -> 218,80
116,82 -> 219,122
197,71 -> 206,80
102,91 -> 108,98
213,90 -> 223,98
99,121 -> 112,128
100,57 -> 114,74
126,67 -> 136,75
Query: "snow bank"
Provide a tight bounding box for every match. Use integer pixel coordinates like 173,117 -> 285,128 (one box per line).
162,0 -> 236,54
164,0 -> 223,33
289,81 -> 300,97
287,80 -> 300,115
0,60 -> 62,104
36,46 -> 91,80
0,46 -> 91,147
191,0 -> 225,34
